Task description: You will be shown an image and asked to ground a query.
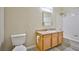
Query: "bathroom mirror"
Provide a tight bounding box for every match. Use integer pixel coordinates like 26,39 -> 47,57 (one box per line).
41,7 -> 53,27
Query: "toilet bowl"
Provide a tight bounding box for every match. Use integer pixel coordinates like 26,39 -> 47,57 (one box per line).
11,34 -> 27,51
12,45 -> 27,51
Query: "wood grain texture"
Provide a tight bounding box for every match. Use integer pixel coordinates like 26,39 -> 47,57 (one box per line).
36,31 -> 63,51
43,34 -> 51,50
52,33 -> 58,47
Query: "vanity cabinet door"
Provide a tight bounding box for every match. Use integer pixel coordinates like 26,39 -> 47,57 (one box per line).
58,32 -> 63,44
52,33 -> 58,47
43,34 -> 51,50
36,35 -> 43,50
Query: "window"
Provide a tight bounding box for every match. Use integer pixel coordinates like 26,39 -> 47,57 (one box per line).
41,7 -> 53,27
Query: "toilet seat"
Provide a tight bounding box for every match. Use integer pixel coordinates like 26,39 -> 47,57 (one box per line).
12,45 -> 27,51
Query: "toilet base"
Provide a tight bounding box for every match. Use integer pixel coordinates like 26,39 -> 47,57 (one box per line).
12,45 -> 27,51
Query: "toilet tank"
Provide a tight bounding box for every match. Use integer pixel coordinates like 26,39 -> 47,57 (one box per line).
11,34 -> 26,46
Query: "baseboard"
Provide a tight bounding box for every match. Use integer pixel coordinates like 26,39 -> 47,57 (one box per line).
27,45 -> 36,49
64,36 -> 79,42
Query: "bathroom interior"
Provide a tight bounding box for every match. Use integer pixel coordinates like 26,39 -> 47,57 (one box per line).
0,7 -> 79,51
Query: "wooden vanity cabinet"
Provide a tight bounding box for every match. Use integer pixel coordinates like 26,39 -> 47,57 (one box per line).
36,31 -> 63,51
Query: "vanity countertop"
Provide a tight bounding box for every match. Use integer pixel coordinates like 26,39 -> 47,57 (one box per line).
36,30 -> 63,35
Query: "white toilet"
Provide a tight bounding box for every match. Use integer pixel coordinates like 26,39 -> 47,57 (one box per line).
11,34 -> 27,51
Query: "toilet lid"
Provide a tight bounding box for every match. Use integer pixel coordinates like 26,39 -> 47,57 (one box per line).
12,45 -> 27,51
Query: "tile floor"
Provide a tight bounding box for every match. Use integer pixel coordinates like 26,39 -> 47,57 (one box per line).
27,38 -> 79,51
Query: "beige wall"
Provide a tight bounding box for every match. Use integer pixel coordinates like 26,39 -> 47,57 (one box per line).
0,7 -> 4,50
4,7 -> 62,50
